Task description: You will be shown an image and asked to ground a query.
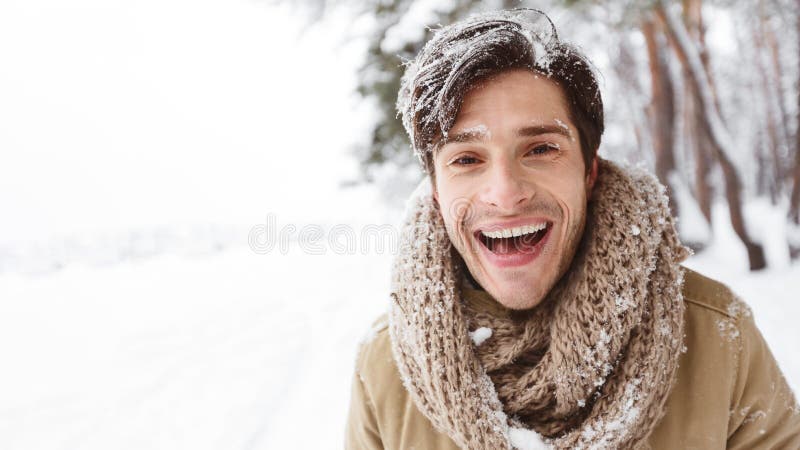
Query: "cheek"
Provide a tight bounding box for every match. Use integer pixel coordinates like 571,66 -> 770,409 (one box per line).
435,194 -> 464,239
437,195 -> 457,229
566,183 -> 588,211
556,165 -> 589,207
436,182 -> 473,226
537,173 -> 587,214
561,191 -> 588,228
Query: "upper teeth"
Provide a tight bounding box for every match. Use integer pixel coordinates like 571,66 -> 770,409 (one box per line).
482,223 -> 547,239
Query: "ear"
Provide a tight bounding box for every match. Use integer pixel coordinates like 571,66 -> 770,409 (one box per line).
585,156 -> 599,196
431,178 -> 440,208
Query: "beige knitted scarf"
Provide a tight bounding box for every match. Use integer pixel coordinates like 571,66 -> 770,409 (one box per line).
388,159 -> 690,450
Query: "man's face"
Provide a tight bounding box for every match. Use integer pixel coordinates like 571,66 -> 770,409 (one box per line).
433,69 -> 597,310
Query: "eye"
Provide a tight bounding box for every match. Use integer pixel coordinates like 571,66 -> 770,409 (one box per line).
527,143 -> 559,156
449,155 -> 480,166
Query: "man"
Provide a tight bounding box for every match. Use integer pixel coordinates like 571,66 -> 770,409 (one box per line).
346,9 -> 800,449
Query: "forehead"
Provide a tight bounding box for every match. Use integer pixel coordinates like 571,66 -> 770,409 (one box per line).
454,69 -> 570,127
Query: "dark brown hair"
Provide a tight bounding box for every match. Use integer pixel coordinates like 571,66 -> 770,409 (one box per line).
396,9 -> 604,175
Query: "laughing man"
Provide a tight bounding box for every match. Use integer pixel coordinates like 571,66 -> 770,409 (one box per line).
346,9 -> 800,450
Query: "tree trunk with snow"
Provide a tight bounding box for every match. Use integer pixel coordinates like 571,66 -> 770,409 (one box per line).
611,35 -> 650,163
658,1 -> 767,270
763,12 -> 792,166
643,18 -> 679,218
752,15 -> 783,203
682,0 -> 714,228
683,0 -> 723,118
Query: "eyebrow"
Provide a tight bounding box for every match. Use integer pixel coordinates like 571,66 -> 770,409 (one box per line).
439,124 -> 572,149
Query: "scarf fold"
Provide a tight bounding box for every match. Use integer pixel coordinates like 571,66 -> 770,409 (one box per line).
388,159 -> 690,450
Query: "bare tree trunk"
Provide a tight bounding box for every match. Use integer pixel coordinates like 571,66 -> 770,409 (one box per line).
643,18 -> 679,218
689,97 -> 714,225
658,1 -> 767,270
789,0 -> 800,259
755,133 -> 768,198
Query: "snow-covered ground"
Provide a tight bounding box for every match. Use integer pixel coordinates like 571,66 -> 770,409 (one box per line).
0,243 -> 391,449
1,1 -> 798,449
0,202 -> 798,450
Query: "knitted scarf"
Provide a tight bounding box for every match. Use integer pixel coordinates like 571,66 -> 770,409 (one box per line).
388,159 -> 690,450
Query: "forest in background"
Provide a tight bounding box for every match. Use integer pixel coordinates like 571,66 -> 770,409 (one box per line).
289,0 -> 800,271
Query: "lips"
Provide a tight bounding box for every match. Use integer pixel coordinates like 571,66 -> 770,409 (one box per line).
475,221 -> 552,254
475,221 -> 553,267
476,222 -> 551,254
478,227 -> 548,255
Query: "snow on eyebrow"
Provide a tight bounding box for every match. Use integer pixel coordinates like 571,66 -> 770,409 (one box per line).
553,118 -> 576,142
439,125 -> 490,147
461,124 -> 491,139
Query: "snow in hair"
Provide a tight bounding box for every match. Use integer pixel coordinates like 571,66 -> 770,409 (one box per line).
396,9 -> 603,172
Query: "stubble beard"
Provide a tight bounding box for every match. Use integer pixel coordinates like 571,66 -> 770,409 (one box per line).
443,197 -> 589,311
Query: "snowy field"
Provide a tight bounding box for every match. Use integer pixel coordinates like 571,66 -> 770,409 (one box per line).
1,1 -> 798,449
0,242 -> 391,449
0,202 -> 798,450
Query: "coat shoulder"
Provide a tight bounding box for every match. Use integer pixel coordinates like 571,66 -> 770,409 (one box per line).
681,266 -> 751,320
350,314 -> 463,450
354,314 -> 400,392
654,266 -> 800,449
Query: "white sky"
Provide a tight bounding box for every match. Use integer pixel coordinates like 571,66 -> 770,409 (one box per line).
0,0 -> 376,245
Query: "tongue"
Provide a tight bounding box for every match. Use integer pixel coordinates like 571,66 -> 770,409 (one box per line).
493,232 -> 542,255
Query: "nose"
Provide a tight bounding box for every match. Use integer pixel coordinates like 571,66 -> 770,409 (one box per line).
478,160 -> 533,212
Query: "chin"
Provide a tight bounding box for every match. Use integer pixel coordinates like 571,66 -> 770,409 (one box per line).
486,278 -> 550,310
497,295 -> 544,310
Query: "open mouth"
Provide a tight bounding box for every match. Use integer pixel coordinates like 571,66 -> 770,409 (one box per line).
474,222 -> 551,255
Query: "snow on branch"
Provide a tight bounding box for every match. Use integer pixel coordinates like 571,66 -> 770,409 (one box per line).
657,1 -> 735,160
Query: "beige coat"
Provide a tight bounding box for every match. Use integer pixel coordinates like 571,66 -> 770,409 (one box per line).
345,268 -> 800,449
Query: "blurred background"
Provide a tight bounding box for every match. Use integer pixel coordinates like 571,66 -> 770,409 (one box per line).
0,0 -> 798,448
